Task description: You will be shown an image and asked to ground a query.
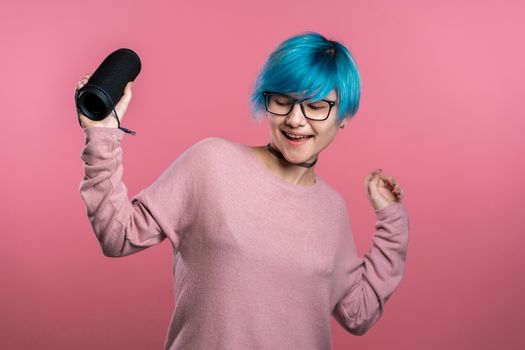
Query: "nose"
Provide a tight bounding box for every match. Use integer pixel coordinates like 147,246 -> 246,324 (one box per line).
285,102 -> 307,127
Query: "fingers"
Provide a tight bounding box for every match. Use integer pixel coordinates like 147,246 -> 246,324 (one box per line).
379,173 -> 404,200
380,174 -> 396,190
364,169 -> 404,200
395,184 -> 404,199
76,73 -> 91,91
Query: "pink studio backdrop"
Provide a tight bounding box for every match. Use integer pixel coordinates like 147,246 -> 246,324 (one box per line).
1,0 -> 524,349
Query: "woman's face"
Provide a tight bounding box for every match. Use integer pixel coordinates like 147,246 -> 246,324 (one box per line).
267,89 -> 346,165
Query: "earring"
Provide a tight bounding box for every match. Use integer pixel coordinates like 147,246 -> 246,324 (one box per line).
340,124 -> 345,129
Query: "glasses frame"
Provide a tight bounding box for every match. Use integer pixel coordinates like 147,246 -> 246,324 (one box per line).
262,91 -> 336,121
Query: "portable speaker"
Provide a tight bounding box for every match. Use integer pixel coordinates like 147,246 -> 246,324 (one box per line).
75,48 -> 141,135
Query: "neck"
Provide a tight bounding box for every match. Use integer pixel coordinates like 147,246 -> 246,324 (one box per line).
266,143 -> 318,168
265,143 -> 318,186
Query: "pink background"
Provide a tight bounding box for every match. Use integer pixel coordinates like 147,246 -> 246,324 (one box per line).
1,0 -> 524,349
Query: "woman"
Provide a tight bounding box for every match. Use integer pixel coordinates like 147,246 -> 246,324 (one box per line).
77,31 -> 409,350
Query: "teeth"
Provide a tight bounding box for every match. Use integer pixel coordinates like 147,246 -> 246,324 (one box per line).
285,132 -> 309,139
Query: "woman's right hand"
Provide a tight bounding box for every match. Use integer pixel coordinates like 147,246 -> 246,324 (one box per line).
75,73 -> 134,129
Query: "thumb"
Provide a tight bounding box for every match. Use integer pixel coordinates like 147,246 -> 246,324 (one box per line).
369,172 -> 382,198
120,81 -> 133,101
364,169 -> 380,197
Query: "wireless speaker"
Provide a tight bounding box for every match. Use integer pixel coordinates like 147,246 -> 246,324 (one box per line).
75,48 -> 141,135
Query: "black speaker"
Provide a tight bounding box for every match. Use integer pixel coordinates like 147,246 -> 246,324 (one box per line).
75,48 -> 141,135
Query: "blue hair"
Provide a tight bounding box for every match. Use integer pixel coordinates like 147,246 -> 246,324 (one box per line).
250,31 -> 361,124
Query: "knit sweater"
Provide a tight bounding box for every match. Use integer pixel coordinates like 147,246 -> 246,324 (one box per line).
79,127 -> 410,350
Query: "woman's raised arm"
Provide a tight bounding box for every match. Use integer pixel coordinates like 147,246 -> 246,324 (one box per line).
332,202 -> 410,335
79,127 -> 195,257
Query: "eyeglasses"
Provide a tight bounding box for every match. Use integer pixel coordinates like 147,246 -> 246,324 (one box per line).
263,91 -> 336,121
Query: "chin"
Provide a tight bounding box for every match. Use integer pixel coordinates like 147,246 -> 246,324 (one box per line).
286,149 -> 317,163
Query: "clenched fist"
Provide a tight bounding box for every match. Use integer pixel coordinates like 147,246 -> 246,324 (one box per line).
365,169 -> 404,211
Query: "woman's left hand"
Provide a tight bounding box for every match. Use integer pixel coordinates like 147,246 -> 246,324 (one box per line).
364,169 -> 404,211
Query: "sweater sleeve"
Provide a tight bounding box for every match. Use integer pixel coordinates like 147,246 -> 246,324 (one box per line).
79,127 -> 195,257
332,201 -> 410,335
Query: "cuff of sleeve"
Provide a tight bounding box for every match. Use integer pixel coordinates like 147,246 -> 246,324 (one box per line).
81,127 -> 125,164
374,202 -> 406,220
83,126 -> 125,142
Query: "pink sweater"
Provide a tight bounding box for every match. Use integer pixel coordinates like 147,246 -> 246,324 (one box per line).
79,127 -> 410,350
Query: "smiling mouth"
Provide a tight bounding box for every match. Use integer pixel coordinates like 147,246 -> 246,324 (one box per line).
281,130 -> 314,140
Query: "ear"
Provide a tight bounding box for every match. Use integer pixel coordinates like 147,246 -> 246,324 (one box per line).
339,115 -> 350,128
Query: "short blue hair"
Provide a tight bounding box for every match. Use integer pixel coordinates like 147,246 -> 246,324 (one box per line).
250,31 -> 361,124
